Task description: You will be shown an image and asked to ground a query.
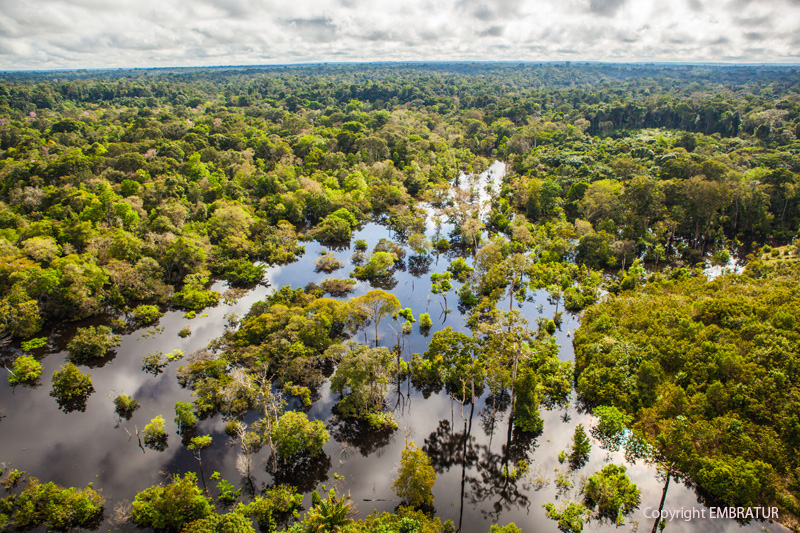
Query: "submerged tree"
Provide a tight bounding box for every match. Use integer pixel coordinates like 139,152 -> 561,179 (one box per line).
394,441 -> 437,509
351,290 -> 400,346
50,363 -> 95,413
569,424 -> 591,469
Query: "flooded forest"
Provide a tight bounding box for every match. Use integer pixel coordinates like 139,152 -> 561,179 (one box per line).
0,63 -> 799,533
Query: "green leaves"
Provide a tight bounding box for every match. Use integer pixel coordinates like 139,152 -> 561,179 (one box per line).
7,354 -> 42,385
393,442 -> 436,509
132,472 -> 212,531
50,363 -> 94,413
583,464 -> 640,525
272,411 -> 329,459
66,325 -> 120,363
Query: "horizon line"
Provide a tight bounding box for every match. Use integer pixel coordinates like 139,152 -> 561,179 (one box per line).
3,59 -> 800,75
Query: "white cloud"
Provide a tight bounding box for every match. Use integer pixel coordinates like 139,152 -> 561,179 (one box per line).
0,0 -> 798,69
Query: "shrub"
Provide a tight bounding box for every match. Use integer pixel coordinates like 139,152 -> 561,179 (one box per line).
393,442 -> 436,509
419,313 -> 433,330
175,401 -> 197,431
131,472 -> 212,531
321,278 -> 356,296
314,253 -> 344,273
143,415 -> 168,449
67,326 -> 121,362
584,464 -> 640,524
272,411 -> 329,458
131,304 -> 163,326
222,258 -> 267,286
352,251 -> 395,279
113,394 -> 140,419
20,337 -> 47,352
50,363 -> 94,412
3,477 -> 103,531
8,355 -> 42,385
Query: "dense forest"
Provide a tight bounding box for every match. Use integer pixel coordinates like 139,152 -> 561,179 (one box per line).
0,63 -> 798,533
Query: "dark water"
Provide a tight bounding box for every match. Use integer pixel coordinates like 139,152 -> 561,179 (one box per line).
0,163 -> 785,533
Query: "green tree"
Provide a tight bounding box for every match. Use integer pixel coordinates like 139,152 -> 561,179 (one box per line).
330,343 -> 394,420
50,363 -> 94,412
236,485 -> 302,532
569,424 -> 591,469
584,464 -> 640,525
544,501 -> 588,533
303,489 -> 353,532
352,251 -> 395,280
393,441 -> 436,509
131,472 -> 213,532
113,394 -> 140,419
7,354 -> 42,385
352,290 -> 400,346
66,325 -> 121,362
430,272 -> 453,313
489,523 -> 523,533
143,415 -> 168,450
272,410 -> 329,459
182,511 -> 256,533
175,401 -> 198,432
130,304 -> 164,326
2,477 -> 104,531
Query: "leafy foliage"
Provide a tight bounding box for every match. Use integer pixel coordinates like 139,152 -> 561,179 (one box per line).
66,325 -> 121,362
7,354 -> 42,385
0,476 -> 103,531
131,472 -> 213,532
113,393 -> 140,419
50,363 -> 94,412
394,442 -> 437,509
575,260 -> 800,513
583,464 -> 640,525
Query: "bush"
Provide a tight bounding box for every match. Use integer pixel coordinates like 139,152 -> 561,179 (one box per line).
20,337 -> 47,352
143,415 -> 168,449
222,258 -> 267,286
178,326 -> 192,338
66,326 -> 121,362
352,251 -> 395,280
131,304 -> 163,326
366,411 -> 398,431
8,355 -> 42,385
216,478 -> 242,505
172,271 -> 220,310
131,472 -> 212,531
393,442 -> 436,509
175,401 -> 197,431
321,278 -> 356,296
50,363 -> 94,412
314,216 -> 352,243
113,394 -> 140,419
3,477 -> 103,531
272,411 -> 329,458
182,511 -> 255,532
584,464 -> 640,524
314,253 -> 344,273
419,313 -> 432,330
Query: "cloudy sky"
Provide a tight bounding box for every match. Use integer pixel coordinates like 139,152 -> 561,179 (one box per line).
1,0 -> 799,69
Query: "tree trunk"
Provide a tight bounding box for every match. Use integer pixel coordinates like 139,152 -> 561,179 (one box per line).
650,469 -> 672,533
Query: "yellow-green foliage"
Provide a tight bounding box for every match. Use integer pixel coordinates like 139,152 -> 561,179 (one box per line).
574,262 -> 800,516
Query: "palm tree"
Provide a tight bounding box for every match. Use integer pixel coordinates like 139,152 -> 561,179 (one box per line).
305,489 -> 353,532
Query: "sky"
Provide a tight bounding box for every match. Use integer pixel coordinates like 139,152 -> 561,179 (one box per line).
0,0 -> 799,70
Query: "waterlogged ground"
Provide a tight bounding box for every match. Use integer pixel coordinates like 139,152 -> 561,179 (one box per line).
0,163 -> 785,533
